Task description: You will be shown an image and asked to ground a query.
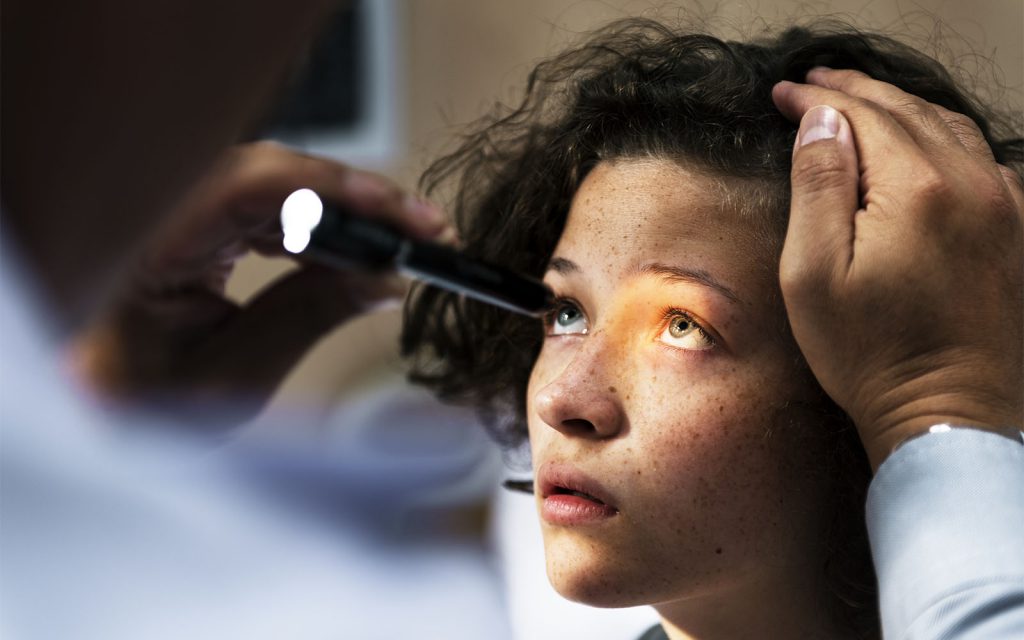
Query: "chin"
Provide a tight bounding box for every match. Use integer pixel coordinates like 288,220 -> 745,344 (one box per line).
543,540 -> 655,609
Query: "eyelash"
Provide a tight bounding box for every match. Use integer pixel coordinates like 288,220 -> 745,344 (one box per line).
658,307 -> 716,348
542,296 -> 585,332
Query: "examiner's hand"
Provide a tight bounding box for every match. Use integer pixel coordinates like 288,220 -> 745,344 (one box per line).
772,67 -> 1024,470
69,141 -> 449,429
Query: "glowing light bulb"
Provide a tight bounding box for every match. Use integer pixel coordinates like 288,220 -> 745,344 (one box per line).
283,230 -> 312,253
280,188 -> 324,254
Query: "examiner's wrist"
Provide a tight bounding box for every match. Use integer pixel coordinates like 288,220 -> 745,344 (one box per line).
846,373 -> 1024,471
870,421 -> 1024,471
893,423 -> 1024,451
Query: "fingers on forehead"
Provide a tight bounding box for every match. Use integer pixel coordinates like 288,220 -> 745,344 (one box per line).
803,68 -> 1010,181
806,67 -> 951,133
806,66 -> 926,110
775,80 -> 918,151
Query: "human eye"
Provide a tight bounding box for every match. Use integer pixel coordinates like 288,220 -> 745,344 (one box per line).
658,309 -> 715,351
544,298 -> 589,336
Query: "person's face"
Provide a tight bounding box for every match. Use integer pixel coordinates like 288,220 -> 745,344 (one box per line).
527,158 -> 831,608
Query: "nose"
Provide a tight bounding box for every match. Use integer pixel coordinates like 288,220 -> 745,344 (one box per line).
532,339 -> 627,440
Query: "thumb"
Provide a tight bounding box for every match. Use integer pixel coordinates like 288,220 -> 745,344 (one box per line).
780,105 -> 859,303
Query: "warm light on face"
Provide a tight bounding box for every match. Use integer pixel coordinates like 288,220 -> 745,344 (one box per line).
281,188 -> 324,254
527,159 -> 827,611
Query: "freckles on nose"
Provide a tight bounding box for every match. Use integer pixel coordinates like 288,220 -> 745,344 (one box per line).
533,372 -> 626,438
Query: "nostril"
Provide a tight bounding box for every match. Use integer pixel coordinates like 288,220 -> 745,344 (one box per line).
533,380 -> 625,439
561,418 -> 597,435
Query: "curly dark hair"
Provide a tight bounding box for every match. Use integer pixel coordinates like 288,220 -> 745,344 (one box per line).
401,17 -> 1023,640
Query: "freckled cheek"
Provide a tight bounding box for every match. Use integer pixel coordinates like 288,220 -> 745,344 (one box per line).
624,379 -> 790,517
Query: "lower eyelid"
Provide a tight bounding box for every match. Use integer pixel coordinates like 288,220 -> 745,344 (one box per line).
654,341 -> 717,361
658,337 -> 715,352
544,334 -> 586,346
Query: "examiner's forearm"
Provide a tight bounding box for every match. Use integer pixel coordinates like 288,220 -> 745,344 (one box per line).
866,428 -> 1024,639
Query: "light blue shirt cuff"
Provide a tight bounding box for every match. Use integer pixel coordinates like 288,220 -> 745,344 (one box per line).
866,428 -> 1024,639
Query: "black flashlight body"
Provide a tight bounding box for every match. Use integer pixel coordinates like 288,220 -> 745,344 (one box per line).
284,190 -> 554,317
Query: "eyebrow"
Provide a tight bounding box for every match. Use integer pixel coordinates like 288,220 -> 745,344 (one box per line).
637,262 -> 744,305
548,256 -> 579,275
546,256 -> 743,305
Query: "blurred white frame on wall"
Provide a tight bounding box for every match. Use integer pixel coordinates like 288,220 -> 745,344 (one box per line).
273,0 -> 401,170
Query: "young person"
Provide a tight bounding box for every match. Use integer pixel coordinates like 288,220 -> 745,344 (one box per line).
6,4 -> 1019,637
402,19 -> 1024,639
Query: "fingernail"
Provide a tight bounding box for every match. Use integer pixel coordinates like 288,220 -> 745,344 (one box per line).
798,105 -> 841,148
404,194 -> 446,229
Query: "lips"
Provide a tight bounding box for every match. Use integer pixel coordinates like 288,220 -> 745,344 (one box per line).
537,462 -> 619,525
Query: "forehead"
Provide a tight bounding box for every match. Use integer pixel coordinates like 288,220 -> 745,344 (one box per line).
557,158 -> 771,284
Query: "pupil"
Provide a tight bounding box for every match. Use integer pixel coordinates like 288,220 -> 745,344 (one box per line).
558,308 -> 577,325
670,317 -> 692,337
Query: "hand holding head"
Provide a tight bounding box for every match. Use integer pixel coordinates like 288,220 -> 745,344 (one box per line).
773,67 -> 1024,469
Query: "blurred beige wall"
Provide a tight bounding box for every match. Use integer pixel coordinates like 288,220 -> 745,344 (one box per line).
231,0 -> 1022,417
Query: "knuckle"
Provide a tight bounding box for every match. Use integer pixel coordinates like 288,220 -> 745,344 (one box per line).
891,94 -> 933,124
998,164 -> 1024,195
779,249 -> 833,302
915,166 -> 1021,236
325,160 -> 352,186
242,140 -> 291,169
379,180 -> 406,205
778,254 -> 807,293
951,169 -> 1013,214
911,167 -> 951,205
790,147 -> 850,193
828,68 -> 870,90
941,110 -> 992,158
248,139 -> 285,155
984,181 -> 1022,228
780,268 -> 831,320
242,141 -> 300,179
943,110 -> 983,138
348,169 -> 405,208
